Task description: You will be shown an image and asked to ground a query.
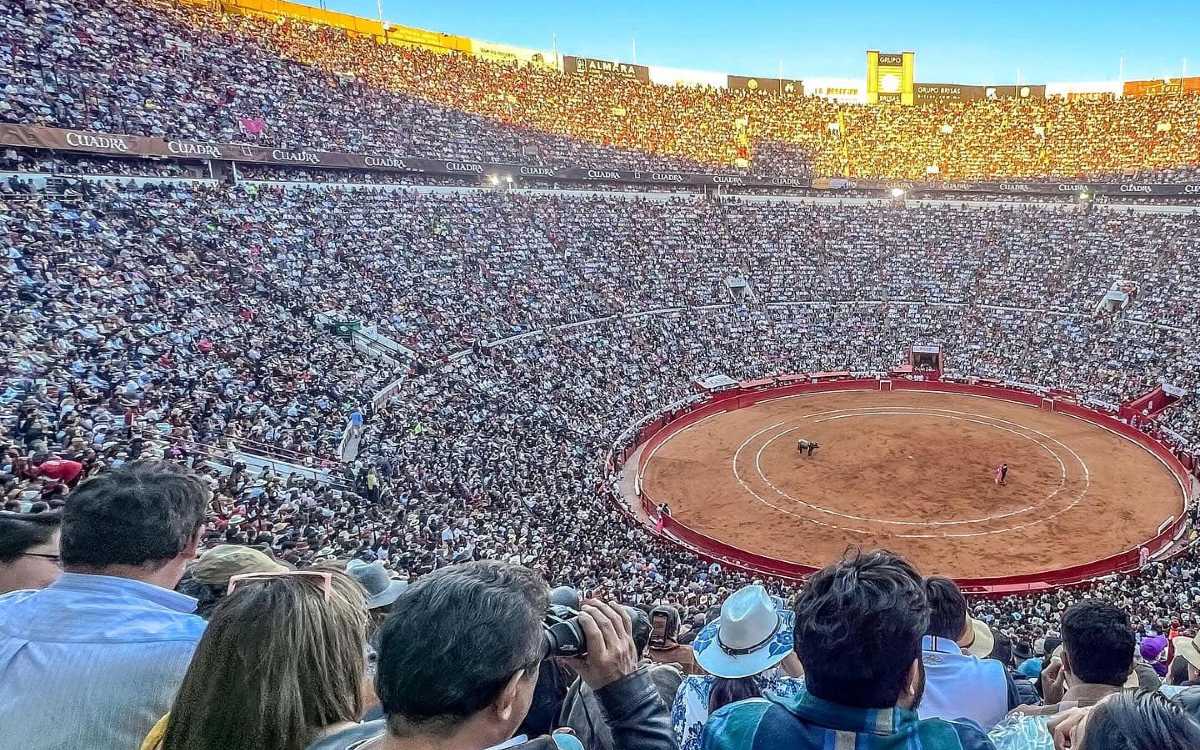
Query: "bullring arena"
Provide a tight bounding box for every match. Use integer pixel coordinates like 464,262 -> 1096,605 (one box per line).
621,378 -> 1190,591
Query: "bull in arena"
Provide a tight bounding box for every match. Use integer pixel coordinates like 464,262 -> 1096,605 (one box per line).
796,439 -> 820,457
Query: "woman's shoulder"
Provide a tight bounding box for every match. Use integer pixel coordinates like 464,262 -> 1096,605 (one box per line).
673,674 -> 716,705
758,672 -> 805,700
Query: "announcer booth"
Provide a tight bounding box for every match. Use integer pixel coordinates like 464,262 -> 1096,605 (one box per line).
909,344 -> 944,376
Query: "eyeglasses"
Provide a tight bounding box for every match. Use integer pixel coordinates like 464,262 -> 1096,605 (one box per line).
20,553 -> 61,566
227,570 -> 333,601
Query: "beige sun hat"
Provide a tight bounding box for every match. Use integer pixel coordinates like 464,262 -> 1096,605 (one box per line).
958,616 -> 996,658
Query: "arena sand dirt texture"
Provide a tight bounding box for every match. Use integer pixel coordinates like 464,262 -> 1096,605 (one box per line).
640,390 -> 1184,579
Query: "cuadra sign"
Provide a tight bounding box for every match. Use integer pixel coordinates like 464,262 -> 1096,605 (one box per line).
5,124 -> 1200,196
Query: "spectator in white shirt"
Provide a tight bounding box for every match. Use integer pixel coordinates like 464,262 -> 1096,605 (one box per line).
919,576 -> 1013,731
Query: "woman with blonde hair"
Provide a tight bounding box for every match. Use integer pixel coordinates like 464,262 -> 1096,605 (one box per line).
142,569 -> 369,750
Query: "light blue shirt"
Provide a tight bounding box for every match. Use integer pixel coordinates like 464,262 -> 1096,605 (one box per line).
0,572 -> 206,750
919,635 -> 1009,732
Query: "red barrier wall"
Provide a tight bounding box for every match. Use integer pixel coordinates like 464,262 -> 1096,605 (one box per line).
620,377 -> 1193,595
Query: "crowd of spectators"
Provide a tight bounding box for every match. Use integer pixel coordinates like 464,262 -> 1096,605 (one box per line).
3,0 -> 1200,181
1,148 -> 199,178
7,2 -> 1200,747
3,474 -> 1200,749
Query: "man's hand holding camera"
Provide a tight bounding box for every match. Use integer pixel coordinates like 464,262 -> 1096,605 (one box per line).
565,599 -> 637,689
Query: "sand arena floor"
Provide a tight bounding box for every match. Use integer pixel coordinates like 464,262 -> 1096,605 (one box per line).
639,390 -> 1184,579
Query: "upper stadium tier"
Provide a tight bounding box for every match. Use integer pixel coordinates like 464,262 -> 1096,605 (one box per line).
3,0 -> 1200,181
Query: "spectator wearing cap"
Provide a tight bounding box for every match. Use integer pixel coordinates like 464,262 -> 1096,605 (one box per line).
703,551 -> 993,750
142,569 -> 368,750
346,559 -> 408,614
183,544 -> 289,618
919,576 -> 1015,731
647,604 -> 700,675
345,557 -> 409,705
31,455 -> 85,486
1133,636 -> 1168,691
670,584 -> 804,750
308,560 -> 675,750
0,462 -> 209,750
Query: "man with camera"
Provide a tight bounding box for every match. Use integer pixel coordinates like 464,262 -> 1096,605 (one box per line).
558,598 -> 684,750
308,560 -> 674,750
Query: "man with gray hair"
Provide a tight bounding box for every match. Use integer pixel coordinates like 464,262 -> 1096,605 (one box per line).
309,559 -> 675,750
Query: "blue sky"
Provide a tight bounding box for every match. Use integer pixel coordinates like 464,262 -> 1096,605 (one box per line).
312,0 -> 1198,84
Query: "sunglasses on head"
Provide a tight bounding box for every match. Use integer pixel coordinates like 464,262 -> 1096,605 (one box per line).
226,570 -> 333,601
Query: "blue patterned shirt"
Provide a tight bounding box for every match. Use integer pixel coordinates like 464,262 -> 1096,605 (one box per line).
671,670 -> 806,750
702,687 -> 996,750
0,572 -> 206,750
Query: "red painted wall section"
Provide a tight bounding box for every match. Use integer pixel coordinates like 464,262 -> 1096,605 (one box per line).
618,377 -> 1193,596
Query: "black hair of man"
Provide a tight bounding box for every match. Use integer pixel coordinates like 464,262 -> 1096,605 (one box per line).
0,511 -> 61,561
1082,689 -> 1200,750
1061,600 -> 1136,687
988,631 -> 1013,668
923,576 -> 968,640
1042,636 -> 1063,658
794,549 -> 929,708
61,462 -> 209,568
376,560 -> 548,738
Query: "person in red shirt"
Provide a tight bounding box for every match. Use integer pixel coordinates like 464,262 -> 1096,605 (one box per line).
34,458 -> 85,486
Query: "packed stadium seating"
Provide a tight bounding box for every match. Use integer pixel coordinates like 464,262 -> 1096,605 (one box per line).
6,177 -> 1200,595
4,0 -> 1200,747
4,0 -> 1200,180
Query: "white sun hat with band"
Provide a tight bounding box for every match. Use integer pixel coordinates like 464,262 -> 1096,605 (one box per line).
692,584 -> 794,678
1173,633 -> 1200,671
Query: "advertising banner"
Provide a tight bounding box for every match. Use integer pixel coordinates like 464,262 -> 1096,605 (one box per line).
982,84 -> 1047,100
866,50 -> 915,105
0,124 -> 808,188
562,55 -> 650,83
1123,76 -> 1200,97
914,83 -> 985,104
832,176 -> 1200,197
805,78 -> 865,103
727,75 -> 804,95
469,38 -> 555,68
3,123 -> 1199,196
913,83 -> 1045,104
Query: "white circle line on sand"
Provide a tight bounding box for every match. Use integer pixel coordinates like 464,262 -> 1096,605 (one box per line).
732,417 -> 875,535
728,404 -> 1093,539
753,410 -> 1069,525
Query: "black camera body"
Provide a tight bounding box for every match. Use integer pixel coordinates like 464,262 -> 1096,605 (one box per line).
542,586 -> 647,659
543,603 -> 587,657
